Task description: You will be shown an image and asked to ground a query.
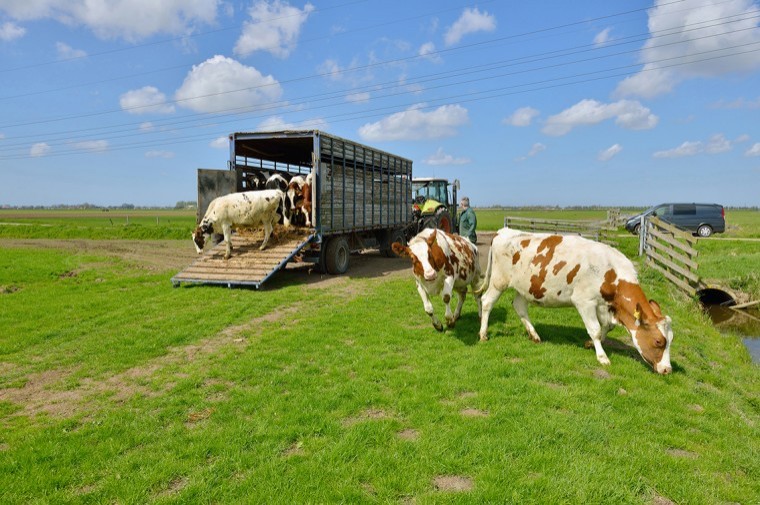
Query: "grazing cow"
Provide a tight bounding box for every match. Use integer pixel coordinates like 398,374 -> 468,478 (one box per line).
476,228 -> 674,374
392,228 -> 482,331
192,189 -> 288,259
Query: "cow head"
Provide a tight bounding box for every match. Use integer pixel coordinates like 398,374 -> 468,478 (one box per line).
392,230 -> 447,282
629,300 -> 674,374
192,222 -> 213,254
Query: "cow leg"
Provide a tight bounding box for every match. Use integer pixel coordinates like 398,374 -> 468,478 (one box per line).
513,294 -> 541,343
442,276 -> 457,328
576,303 -> 610,366
260,219 -> 274,250
449,288 -> 467,327
222,223 -> 233,259
417,282 -> 443,332
478,284 -> 504,341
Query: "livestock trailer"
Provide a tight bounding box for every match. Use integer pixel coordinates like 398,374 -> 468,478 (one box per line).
172,130 -> 413,288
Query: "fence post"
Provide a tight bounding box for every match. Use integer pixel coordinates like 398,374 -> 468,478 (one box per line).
638,215 -> 646,256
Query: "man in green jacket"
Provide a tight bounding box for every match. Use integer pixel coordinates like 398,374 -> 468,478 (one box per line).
459,197 -> 477,244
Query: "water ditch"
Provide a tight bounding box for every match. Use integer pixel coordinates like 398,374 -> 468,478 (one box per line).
699,289 -> 760,363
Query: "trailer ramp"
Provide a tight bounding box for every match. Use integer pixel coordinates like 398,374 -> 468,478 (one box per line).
171,230 -> 315,288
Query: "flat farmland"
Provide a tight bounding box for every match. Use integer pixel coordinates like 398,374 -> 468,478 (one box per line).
1,209 -> 758,504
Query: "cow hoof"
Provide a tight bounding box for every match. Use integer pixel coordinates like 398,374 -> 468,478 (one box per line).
433,322 -> 444,332
584,339 -> 594,349
597,356 -> 611,366
224,254 -> 231,260
446,319 -> 456,328
479,335 -> 489,342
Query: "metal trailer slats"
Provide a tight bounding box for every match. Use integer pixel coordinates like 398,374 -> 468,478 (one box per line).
171,232 -> 315,288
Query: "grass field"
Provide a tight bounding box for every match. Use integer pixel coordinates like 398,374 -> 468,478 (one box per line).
1,209 -> 758,504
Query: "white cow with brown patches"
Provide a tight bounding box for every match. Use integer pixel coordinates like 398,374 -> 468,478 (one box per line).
477,228 -> 674,374
392,229 -> 483,331
192,189 -> 289,259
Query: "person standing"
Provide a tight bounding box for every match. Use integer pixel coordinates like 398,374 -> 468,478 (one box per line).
459,197 -> 477,244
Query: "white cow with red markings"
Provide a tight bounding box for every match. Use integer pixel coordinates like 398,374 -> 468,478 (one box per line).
393,229 -> 483,331
477,227 -> 674,374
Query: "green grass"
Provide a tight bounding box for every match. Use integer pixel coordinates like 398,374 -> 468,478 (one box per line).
1,242 -> 758,504
0,209 -> 196,240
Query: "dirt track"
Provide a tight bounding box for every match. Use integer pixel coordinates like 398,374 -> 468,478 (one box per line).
2,233 -> 496,289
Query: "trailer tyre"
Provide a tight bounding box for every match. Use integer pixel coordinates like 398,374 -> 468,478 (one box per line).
381,228 -> 406,257
325,235 -> 350,274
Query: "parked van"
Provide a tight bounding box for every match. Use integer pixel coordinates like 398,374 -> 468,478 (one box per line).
625,203 -> 725,237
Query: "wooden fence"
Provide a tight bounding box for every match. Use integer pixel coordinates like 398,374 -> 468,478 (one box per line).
642,216 -> 700,296
503,216 -> 616,244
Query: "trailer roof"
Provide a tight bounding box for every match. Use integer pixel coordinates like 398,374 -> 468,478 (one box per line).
231,130 -> 413,165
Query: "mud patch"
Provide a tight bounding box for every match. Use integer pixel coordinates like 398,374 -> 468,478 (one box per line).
342,408 -> 391,426
185,407 -> 214,426
593,369 -> 612,380
282,441 -> 305,457
397,428 -> 420,441
650,493 -> 675,505
433,475 -> 474,492
0,285 -> 20,294
460,408 -> 489,417
666,448 -> 698,459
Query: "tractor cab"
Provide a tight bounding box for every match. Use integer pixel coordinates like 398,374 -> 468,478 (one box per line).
411,178 -> 460,234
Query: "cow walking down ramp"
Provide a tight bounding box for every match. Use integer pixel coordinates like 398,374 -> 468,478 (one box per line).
173,230 -> 315,289
477,228 -> 674,374
393,229 -> 482,331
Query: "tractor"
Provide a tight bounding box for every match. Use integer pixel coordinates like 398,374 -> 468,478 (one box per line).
411,178 -> 460,234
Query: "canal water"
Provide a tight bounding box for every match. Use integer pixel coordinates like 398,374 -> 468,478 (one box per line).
704,304 -> 760,363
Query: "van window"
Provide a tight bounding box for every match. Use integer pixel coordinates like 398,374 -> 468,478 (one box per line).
653,205 -> 669,216
673,204 -> 696,215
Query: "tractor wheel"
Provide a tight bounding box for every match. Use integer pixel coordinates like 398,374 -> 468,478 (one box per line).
434,207 -> 453,233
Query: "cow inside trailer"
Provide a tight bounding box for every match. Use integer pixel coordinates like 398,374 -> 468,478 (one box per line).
173,130 -> 414,288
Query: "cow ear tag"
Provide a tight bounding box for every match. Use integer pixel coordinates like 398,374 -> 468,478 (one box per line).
633,309 -> 641,327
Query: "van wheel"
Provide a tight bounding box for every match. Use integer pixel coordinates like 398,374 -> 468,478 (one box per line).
632,224 -> 641,235
697,225 -> 713,237
325,235 -> 350,274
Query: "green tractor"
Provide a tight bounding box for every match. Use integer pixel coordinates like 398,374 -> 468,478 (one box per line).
411,178 -> 460,234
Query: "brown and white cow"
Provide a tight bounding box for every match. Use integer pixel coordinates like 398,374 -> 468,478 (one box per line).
392,228 -> 483,331
192,189 -> 289,259
476,228 -> 674,374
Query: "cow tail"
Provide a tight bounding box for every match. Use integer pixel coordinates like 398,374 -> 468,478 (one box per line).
473,242 -> 493,296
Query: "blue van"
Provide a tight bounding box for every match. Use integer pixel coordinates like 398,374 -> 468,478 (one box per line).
625,203 -> 725,237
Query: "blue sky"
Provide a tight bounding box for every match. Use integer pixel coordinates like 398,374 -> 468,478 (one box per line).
1,0 -> 759,207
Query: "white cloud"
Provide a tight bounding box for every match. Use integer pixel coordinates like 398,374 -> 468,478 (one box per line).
174,55 -> 282,113
424,147 -> 471,166
542,99 -> 658,136
0,0 -> 219,42
210,136 -> 228,149
56,42 -> 87,60
139,122 -> 154,131
594,27 -> 612,46
319,59 -> 343,81
234,0 -> 315,58
615,0 -> 760,98
419,42 -> 442,63
0,21 -> 26,41
705,133 -> 732,154
145,150 -> 174,159
0,133 -> 5,139
598,144 -> 623,161
444,7 -> 496,46
746,143 -> 760,157
504,106 -> 539,127
358,104 -> 469,141
653,141 -> 703,158
515,142 -> 546,162
119,86 -> 175,115
712,97 -> 760,109
345,92 -> 370,103
257,115 -> 328,132
30,142 -> 51,157
72,140 -> 108,153
735,133 -> 751,143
